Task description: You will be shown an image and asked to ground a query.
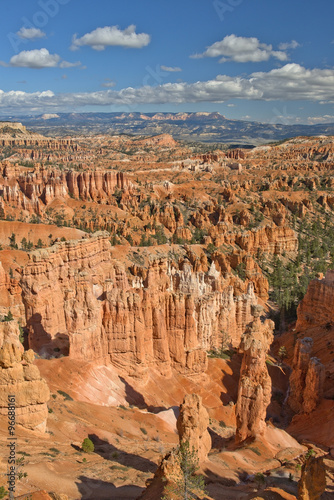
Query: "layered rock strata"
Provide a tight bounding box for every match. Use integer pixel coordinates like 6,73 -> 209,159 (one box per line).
288,338 -> 325,414
0,320 -> 50,431
20,233 -> 257,376
235,306 -> 274,444
0,166 -> 130,212
296,271 -> 334,329
0,262 -> 24,319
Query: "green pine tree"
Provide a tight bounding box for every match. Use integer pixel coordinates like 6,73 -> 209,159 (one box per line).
278,345 -> 287,362
81,437 -> 94,453
0,486 -> 8,499
162,440 -> 207,500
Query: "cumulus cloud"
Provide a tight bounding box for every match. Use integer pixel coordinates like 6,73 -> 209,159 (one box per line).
306,115 -> 334,124
249,64 -> 334,101
10,49 -> 60,68
278,40 -> 300,50
1,64 -> 334,112
160,65 -> 182,72
16,27 -> 46,40
9,48 -> 82,69
70,25 -> 151,51
192,34 -> 287,62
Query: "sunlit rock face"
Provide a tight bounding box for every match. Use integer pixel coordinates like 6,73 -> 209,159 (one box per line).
0,319 -> 50,432
235,306 -> 274,444
288,337 -> 325,414
20,233 -> 258,377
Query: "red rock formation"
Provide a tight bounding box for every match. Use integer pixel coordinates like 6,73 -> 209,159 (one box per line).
288,338 -> 325,414
0,122 -> 77,150
288,337 -> 313,413
225,148 -> 245,160
176,393 -> 211,463
303,358 -> 326,414
0,319 -> 50,431
139,394 -> 210,499
235,224 -> 298,255
20,233 -> 258,377
207,221 -> 297,257
296,271 -> 334,329
0,262 -> 24,319
0,137 -> 76,149
298,456 -> 326,500
235,306 -> 274,444
137,448 -> 180,500
156,203 -> 184,232
0,166 -> 130,212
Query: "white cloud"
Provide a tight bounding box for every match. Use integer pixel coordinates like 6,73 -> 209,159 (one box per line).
70,25 -> 151,51
1,64 -> 334,112
10,49 -> 60,68
101,79 -> 117,88
278,40 -> 300,50
160,65 -> 182,72
59,61 -> 82,68
306,115 -> 334,124
9,48 -> 82,69
249,64 -> 334,101
16,27 -> 46,40
192,34 -> 287,63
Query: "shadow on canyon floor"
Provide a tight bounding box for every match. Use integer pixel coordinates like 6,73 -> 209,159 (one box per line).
208,428 -> 234,451
119,376 -> 167,413
87,433 -> 158,474
76,475 -> 143,499
204,469 -> 300,500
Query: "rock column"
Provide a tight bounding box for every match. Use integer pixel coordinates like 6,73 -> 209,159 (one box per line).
235,306 -> 274,444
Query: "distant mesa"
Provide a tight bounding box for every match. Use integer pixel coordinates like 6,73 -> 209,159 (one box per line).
2,111 -> 334,143
0,121 -> 28,134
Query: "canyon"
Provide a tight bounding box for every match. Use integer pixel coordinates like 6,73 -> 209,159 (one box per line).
0,124 -> 333,499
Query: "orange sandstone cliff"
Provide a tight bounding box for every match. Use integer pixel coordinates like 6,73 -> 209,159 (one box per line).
0,320 -> 50,431
235,305 -> 274,444
19,233 -> 258,377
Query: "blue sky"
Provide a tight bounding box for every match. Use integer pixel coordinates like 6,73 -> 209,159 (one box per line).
0,0 -> 334,123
